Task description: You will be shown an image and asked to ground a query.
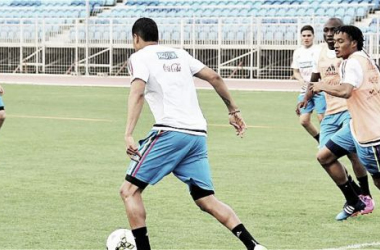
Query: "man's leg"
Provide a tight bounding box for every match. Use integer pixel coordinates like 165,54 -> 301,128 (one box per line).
317,147 -> 349,185
0,110 -> 6,130
299,113 -> 319,142
347,153 -> 372,196
120,180 -> 151,250
317,113 -> 324,123
318,143 -> 365,220
355,143 -> 380,191
194,194 -> 264,250
315,93 -> 326,124
372,175 -> 380,190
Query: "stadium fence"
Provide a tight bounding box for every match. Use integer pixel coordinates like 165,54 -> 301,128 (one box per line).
0,16 -> 379,79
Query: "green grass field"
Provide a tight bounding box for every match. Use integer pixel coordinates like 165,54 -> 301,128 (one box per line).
0,84 -> 379,250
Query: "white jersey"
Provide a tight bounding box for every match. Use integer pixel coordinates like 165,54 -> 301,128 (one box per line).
128,44 -> 207,135
291,44 -> 321,93
339,51 -> 369,88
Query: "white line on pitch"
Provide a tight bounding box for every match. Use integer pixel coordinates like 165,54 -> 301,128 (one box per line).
320,242 -> 380,250
208,123 -> 298,130
8,114 -> 113,122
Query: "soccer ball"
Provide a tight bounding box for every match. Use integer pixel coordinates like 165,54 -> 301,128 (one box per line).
106,229 -> 137,250
255,245 -> 268,250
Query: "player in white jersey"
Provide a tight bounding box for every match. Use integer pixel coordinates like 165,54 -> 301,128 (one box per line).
119,18 -> 267,250
292,25 -> 325,142
0,85 -> 6,131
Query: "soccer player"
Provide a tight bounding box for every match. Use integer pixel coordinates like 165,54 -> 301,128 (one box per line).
311,25 -> 380,219
0,85 -> 5,131
119,18 -> 267,250
292,25 -> 325,142
298,18 -> 373,220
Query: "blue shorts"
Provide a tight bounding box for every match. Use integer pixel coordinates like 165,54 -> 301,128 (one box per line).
319,110 -> 351,148
126,130 -> 214,191
297,93 -> 326,115
0,96 -> 4,109
329,123 -> 380,176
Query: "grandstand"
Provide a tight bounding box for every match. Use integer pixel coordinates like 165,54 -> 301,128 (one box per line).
0,0 -> 379,79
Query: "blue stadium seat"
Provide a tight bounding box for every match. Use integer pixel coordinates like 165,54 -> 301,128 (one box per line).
335,8 -> 345,18
315,7 -> 325,16
356,6 -> 367,18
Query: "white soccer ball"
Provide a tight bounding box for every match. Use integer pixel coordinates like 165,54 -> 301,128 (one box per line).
254,245 -> 268,250
106,229 -> 137,250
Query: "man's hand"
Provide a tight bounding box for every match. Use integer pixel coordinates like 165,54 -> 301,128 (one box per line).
125,135 -> 141,162
310,82 -> 322,94
229,110 -> 246,138
0,85 -> 4,96
295,102 -> 304,116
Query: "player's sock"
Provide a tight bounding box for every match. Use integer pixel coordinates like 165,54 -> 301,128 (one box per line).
313,133 -> 320,142
357,175 -> 371,197
232,224 -> 259,250
338,180 -> 359,205
132,227 -> 151,250
348,175 -> 363,195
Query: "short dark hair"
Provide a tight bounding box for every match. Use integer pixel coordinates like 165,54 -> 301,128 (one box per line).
334,25 -> 364,51
326,17 -> 344,27
132,17 -> 159,42
300,25 -> 314,34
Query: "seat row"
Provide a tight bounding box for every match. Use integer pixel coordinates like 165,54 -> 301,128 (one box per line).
0,0 -> 116,6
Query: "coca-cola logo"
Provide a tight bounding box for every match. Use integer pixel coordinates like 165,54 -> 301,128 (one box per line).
163,63 -> 181,72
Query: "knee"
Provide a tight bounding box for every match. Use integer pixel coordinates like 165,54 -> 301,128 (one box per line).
316,151 -> 332,167
0,111 -> 6,121
299,118 -> 310,127
191,185 -> 215,212
119,186 -> 128,200
196,198 -> 217,215
119,184 -> 135,202
196,201 -> 209,212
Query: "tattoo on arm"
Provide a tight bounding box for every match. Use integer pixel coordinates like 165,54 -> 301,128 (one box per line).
221,96 -> 231,106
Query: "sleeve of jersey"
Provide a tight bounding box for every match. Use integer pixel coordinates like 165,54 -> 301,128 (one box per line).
340,59 -> 363,88
129,54 -> 149,84
186,51 -> 205,75
290,49 -> 298,69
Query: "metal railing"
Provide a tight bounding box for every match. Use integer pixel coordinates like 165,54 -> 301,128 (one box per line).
0,16 -> 379,79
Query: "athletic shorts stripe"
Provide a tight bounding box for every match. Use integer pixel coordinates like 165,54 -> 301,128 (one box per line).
131,131 -> 163,177
373,145 -> 380,172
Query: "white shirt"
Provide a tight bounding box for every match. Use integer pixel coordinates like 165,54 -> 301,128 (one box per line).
339,51 -> 368,88
291,44 -> 321,93
128,44 -> 207,135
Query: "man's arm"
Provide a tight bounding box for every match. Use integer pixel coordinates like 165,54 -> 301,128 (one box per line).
295,72 -> 321,115
125,79 -> 145,159
195,67 -> 238,112
292,69 -> 304,84
304,72 -> 321,101
195,66 -> 246,137
312,82 -> 354,99
312,58 -> 362,99
0,85 -> 4,96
